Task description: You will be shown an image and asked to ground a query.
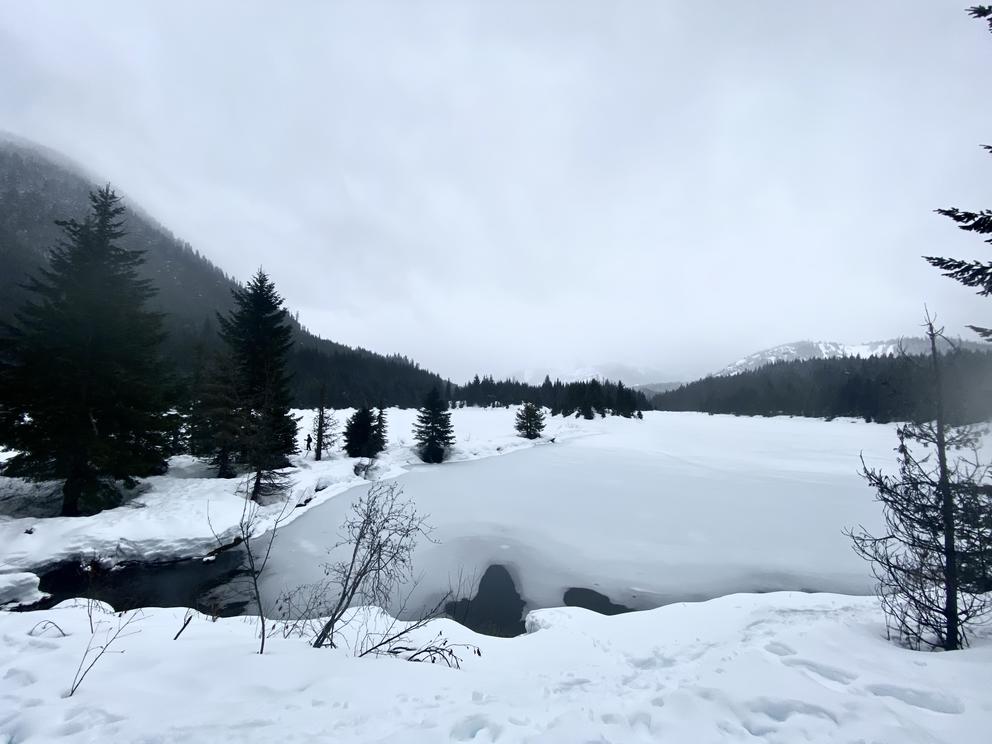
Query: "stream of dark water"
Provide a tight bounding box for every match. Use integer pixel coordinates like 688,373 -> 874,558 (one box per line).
30,554 -> 632,637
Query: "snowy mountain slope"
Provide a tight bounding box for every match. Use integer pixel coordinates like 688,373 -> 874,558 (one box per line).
716,337 -> 987,376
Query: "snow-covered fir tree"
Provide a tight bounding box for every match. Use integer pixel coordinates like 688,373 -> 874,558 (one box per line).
514,401 -> 545,439
413,387 -> 455,463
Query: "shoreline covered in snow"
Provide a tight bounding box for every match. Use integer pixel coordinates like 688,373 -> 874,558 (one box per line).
1,409 -> 898,610
0,407 -> 591,603
1,590 -> 989,742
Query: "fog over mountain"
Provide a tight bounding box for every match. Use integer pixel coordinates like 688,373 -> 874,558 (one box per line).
715,336 -> 989,377
1,1 -> 989,381
512,364 -> 672,387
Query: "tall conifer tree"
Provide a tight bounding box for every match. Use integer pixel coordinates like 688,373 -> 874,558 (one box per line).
343,406 -> 376,458
371,406 -> 388,455
217,269 -> 298,499
923,7 -> 992,339
0,187 -> 171,515
312,383 -> 335,461
194,352 -> 243,477
413,387 -> 455,463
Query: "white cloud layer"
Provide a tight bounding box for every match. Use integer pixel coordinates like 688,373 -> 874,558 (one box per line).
1,1 -> 989,381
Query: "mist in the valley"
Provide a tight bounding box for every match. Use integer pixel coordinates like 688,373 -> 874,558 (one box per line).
1,1 -> 989,382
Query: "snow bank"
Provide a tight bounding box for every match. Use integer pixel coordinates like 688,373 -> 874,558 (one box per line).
0,572 -> 48,608
1,591 -> 988,743
0,406 -> 583,575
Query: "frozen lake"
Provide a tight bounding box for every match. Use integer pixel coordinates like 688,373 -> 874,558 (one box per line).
259,412 -> 896,617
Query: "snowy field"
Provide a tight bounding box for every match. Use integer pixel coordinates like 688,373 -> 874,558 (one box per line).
260,411 -> 899,616
0,407 -> 588,603
3,409 -> 991,743
1,592 -> 989,743
1,409 -> 898,610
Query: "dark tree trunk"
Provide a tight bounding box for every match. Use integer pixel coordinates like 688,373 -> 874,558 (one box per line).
61,476 -> 83,517
929,326 -> 959,650
251,468 -> 263,503
216,447 -> 235,479
315,385 -> 326,462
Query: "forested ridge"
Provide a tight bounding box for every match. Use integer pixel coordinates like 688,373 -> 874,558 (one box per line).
652,351 -> 992,424
0,139 -> 448,408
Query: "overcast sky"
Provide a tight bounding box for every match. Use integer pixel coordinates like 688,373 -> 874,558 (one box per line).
1,1 -> 989,382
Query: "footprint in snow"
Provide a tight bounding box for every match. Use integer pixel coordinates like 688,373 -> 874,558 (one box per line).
450,714 -> 502,742
763,641 -> 796,657
2,667 -> 37,687
627,651 -> 677,670
865,683 -> 964,714
782,658 -> 857,686
743,697 -> 839,733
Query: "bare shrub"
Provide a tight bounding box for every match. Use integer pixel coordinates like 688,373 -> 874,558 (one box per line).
269,481 -> 476,663
68,608 -> 143,697
237,481 -> 292,654
310,481 -> 432,648
208,475 -> 293,653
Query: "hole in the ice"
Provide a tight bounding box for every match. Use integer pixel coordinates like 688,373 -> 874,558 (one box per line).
445,564 -> 527,637
562,587 -> 633,615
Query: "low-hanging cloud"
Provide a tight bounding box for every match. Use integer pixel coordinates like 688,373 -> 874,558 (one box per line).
1,0 -> 989,382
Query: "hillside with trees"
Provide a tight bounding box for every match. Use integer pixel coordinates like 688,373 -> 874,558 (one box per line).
0,138 -> 449,408
652,351 -> 992,425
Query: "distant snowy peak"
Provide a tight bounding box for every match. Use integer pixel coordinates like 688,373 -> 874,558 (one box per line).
514,363 -> 670,387
716,337 -> 986,376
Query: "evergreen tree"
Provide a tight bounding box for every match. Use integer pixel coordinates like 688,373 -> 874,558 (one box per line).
847,318 -> 992,650
343,406 -> 376,458
588,379 -> 607,417
196,352 -> 242,478
218,269 -> 298,500
413,387 -> 455,463
0,187 -> 171,515
613,381 -> 636,418
578,399 -> 595,420
514,401 -> 546,439
370,406 -> 388,455
923,7 -> 992,340
183,341 -> 211,458
311,383 -> 336,461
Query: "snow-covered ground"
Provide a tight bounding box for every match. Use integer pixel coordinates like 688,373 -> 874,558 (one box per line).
2,409 -> 989,742
1,409 -> 900,610
1,592 -> 989,743
0,407 -> 586,602
261,411 -> 898,616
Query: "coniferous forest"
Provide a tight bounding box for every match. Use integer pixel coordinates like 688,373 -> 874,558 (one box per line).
457,375 -> 648,417
652,351 -> 992,425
